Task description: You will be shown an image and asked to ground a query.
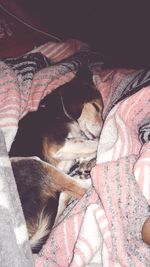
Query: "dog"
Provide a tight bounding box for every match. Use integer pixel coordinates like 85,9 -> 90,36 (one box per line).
9,68 -> 103,253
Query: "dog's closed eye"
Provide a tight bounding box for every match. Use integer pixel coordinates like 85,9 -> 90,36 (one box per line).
91,102 -> 100,112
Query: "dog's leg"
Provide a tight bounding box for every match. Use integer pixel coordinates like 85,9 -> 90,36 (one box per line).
42,160 -> 91,199
55,139 -> 98,161
11,156 -> 90,199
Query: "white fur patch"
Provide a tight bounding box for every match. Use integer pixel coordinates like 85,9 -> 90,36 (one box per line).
30,210 -> 51,250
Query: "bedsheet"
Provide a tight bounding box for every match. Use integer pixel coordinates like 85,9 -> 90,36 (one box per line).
0,40 -> 150,267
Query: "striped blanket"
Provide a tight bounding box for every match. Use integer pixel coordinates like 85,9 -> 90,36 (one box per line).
0,40 -> 150,267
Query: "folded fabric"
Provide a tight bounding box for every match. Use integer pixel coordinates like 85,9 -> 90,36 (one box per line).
0,40 -> 149,267
35,68 -> 150,267
0,40 -> 103,267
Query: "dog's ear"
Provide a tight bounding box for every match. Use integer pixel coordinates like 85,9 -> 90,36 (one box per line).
59,67 -> 101,120
75,67 -> 93,80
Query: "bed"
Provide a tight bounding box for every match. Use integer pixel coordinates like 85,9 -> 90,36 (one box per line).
0,3 -> 150,267
0,38 -> 149,267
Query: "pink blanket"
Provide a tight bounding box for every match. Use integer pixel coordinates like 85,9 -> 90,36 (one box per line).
35,68 -> 150,266
0,40 -> 149,267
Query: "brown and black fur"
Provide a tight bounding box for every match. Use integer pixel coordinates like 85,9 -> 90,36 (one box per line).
9,68 -> 103,253
11,156 -> 88,253
10,68 -> 103,162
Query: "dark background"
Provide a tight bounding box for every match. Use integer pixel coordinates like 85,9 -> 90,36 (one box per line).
1,0 -> 150,68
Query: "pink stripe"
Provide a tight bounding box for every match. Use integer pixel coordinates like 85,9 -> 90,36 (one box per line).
0,123 -> 17,127
36,42 -> 56,54
0,114 -> 18,119
107,165 -> 129,265
34,39 -> 83,62
50,40 -> 82,62
93,163 -> 128,265
45,43 -> 68,58
1,49 -> 149,267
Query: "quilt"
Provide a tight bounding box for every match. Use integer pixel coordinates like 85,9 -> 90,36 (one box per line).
0,40 -> 150,267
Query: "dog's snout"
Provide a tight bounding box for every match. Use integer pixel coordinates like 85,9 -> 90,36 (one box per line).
78,101 -> 103,140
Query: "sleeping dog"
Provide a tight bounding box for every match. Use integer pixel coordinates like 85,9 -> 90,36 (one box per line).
9,69 -> 103,253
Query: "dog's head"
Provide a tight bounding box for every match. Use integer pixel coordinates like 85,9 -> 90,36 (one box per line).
42,69 -> 103,173
60,69 -> 103,139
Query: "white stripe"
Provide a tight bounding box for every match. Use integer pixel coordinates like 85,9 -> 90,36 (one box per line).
0,192 -> 9,209
134,167 -> 141,183
0,103 -> 20,111
97,111 -> 118,163
102,242 -> 109,267
14,224 -> 28,245
11,61 -> 36,69
114,262 -> 122,267
2,127 -> 17,151
114,136 -> 122,160
115,113 -> 129,158
0,110 -> 19,116
76,239 -> 91,259
140,157 -> 150,162
74,254 -> 82,266
103,230 -> 111,239
143,165 -> 150,201
0,117 -> 17,124
36,43 -> 55,54
46,44 -> 65,57
95,209 -> 105,219
0,178 -> 4,191
100,219 -> 108,229
0,156 -> 11,167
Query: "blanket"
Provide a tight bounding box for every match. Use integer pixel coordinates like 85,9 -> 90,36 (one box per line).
0,40 -> 150,267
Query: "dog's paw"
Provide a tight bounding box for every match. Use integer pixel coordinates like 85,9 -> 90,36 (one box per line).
57,159 -> 76,173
